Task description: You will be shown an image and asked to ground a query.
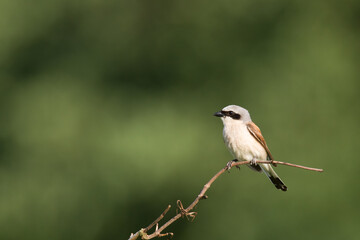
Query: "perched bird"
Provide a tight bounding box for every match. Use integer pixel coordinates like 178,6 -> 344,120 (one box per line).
214,105 -> 287,191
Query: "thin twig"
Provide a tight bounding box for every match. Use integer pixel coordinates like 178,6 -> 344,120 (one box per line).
257,160 -> 323,172
129,160 -> 323,239
144,205 -> 171,233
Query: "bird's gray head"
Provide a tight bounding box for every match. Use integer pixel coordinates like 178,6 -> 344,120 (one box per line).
213,105 -> 252,124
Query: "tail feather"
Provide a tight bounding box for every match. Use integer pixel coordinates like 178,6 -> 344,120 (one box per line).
268,175 -> 287,191
259,164 -> 287,191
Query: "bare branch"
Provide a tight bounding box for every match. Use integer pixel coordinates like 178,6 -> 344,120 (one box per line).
129,160 -> 323,239
260,160 -> 323,172
144,205 -> 171,233
128,229 -> 145,240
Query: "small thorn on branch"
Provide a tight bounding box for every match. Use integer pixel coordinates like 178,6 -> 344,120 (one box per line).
200,195 -> 208,200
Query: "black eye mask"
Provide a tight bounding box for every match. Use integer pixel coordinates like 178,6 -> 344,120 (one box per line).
221,111 -> 241,120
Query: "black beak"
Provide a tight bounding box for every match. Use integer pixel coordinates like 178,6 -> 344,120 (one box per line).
213,111 -> 224,117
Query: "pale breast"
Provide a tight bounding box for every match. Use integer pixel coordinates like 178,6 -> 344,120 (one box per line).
223,124 -> 267,161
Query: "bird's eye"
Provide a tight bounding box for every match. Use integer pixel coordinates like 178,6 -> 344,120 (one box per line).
228,111 -> 234,115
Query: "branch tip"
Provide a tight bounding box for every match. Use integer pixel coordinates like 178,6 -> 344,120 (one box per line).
144,205 -> 172,233
158,232 -> 173,239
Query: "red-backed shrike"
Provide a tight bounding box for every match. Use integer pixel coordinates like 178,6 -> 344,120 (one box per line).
214,105 -> 287,191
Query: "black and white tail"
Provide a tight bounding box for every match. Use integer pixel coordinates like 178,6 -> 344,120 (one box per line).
259,164 -> 287,191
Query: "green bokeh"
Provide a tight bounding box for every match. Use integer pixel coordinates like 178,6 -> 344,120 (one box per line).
0,1 -> 359,239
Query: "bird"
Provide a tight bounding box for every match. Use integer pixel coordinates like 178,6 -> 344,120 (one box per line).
214,105 -> 287,191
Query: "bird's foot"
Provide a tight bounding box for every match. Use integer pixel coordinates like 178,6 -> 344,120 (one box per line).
270,160 -> 277,167
250,159 -> 257,166
226,159 -> 240,172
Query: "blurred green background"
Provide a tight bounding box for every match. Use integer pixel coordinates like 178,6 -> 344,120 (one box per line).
0,0 -> 359,239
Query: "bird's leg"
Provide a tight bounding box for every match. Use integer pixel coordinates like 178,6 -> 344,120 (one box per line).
226,159 -> 240,172
250,158 -> 257,166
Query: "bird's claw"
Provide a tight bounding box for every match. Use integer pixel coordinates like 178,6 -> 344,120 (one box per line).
226,159 -> 239,172
250,159 -> 257,166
